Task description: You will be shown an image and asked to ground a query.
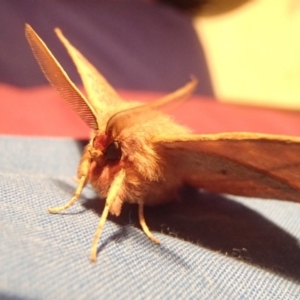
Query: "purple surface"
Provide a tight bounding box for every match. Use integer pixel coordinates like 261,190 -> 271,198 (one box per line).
0,0 -> 213,95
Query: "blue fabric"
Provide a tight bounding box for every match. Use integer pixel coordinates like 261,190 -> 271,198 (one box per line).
1,136 -> 300,299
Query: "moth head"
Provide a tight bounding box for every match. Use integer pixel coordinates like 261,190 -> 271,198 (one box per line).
90,134 -> 122,163
88,78 -> 198,182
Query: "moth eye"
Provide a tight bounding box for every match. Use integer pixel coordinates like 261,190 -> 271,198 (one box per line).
104,141 -> 122,161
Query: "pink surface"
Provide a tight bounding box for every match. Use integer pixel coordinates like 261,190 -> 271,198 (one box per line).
1,84 -> 300,138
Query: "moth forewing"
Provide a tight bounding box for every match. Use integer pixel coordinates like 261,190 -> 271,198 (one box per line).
105,78 -> 197,138
153,133 -> 300,203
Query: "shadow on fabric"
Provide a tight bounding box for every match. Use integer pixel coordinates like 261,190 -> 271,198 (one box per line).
81,188 -> 300,283
71,140 -> 300,281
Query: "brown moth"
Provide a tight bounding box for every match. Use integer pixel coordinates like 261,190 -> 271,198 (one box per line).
25,24 -> 300,262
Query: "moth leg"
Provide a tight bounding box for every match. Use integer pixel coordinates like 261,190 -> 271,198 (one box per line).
90,196 -> 111,262
90,169 -> 125,262
48,175 -> 87,213
138,203 -> 160,244
48,145 -> 91,213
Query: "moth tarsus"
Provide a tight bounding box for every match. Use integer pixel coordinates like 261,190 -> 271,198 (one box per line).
25,24 -> 300,262
48,175 -> 87,214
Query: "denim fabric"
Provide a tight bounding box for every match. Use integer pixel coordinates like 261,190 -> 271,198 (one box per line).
1,136 -> 300,299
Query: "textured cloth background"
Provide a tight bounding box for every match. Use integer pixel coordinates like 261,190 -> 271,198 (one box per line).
1,136 -> 300,299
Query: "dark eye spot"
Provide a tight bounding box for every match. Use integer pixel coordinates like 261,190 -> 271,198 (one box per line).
220,169 -> 227,175
104,141 -> 122,161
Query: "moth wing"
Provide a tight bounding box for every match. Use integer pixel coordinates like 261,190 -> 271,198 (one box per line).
106,79 -> 197,137
25,24 -> 98,130
154,132 -> 300,202
55,28 -> 127,123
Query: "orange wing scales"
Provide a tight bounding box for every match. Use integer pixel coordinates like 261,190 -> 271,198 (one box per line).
156,136 -> 300,202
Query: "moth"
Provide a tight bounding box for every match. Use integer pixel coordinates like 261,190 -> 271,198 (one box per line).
25,24 -> 300,262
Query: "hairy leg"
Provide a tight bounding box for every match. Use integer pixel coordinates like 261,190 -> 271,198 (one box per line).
138,203 -> 160,244
48,145 -> 91,213
90,169 -> 126,262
